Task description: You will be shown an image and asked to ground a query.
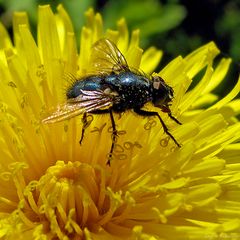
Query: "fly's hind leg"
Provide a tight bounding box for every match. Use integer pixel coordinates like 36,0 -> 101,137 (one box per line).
91,109 -> 118,165
134,108 -> 181,147
79,112 -> 93,145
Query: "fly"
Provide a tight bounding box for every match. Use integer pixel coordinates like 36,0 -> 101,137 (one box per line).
42,38 -> 182,165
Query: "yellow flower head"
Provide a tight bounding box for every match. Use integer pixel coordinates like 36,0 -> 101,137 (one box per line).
0,4 -> 240,240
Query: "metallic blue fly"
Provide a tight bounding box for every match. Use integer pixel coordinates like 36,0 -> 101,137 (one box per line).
42,39 -> 181,165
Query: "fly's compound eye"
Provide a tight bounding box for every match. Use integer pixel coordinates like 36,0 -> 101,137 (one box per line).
151,76 -> 175,107
152,76 -> 164,90
169,87 -> 174,99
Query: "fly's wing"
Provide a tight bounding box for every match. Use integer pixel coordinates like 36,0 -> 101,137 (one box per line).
42,89 -> 115,124
89,38 -> 130,74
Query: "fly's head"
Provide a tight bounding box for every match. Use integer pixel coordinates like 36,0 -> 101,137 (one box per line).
151,76 -> 174,111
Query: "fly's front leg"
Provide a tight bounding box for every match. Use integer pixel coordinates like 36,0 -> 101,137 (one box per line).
168,112 -> 182,125
91,109 -> 118,165
134,108 -> 181,147
161,105 -> 182,125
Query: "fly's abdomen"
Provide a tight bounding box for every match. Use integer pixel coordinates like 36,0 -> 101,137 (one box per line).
66,76 -> 104,99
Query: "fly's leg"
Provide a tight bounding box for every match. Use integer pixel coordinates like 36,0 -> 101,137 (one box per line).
168,112 -> 182,125
91,109 -> 118,165
134,108 -> 181,147
108,109 -> 117,165
161,105 -> 182,125
80,113 -> 93,145
80,112 -> 88,145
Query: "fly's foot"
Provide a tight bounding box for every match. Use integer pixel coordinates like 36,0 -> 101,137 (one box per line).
106,155 -> 112,166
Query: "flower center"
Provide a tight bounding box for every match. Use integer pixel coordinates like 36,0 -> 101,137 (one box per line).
11,160 -> 134,238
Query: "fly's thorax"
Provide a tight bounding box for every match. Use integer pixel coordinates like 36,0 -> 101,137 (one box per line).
105,71 -> 152,112
118,71 -> 150,86
151,76 -> 174,107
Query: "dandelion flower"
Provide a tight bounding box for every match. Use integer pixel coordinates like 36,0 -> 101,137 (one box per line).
0,4 -> 240,240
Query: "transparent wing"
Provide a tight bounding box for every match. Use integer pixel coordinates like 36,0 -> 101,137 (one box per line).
88,38 -> 130,75
42,90 -> 114,124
